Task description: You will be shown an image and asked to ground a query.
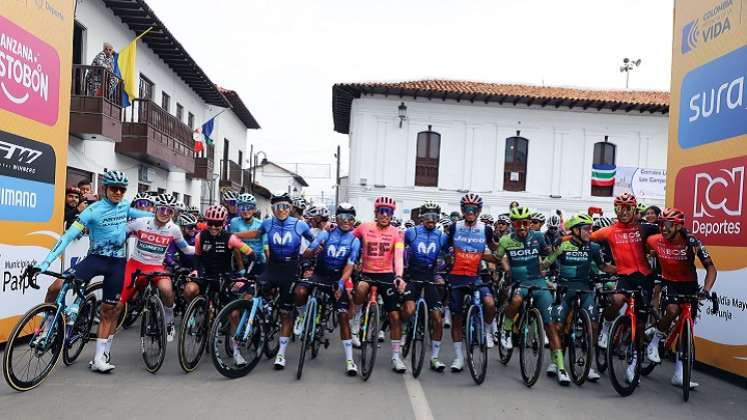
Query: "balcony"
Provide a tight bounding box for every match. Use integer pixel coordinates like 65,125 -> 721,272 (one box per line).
193,144 -> 215,180
69,65 -> 123,142
219,159 -> 242,191
117,99 -> 195,173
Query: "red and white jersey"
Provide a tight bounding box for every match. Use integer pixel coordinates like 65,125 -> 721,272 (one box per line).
127,217 -> 192,266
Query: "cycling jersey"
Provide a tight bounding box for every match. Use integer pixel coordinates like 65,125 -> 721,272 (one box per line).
127,217 -> 193,266
257,217 -> 314,263
405,225 -> 448,275
447,221 -> 493,277
194,230 -> 251,276
647,232 -> 712,283
165,233 -> 196,270
353,222 -> 404,276
590,221 -> 657,276
229,216 -> 267,263
308,228 -> 361,274
495,231 -> 550,283
545,238 -> 605,284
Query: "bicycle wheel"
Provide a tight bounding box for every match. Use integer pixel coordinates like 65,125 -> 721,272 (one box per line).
210,299 -> 262,378
63,294 -> 96,365
681,319 -> 694,402
178,296 -> 209,373
122,292 -> 145,329
85,282 -> 127,336
297,299 -> 317,379
263,298 -> 281,359
595,337 -> 608,374
519,308 -> 545,387
3,304 -> 64,391
358,302 -> 380,381
497,307 -> 513,365
465,304 -> 488,385
411,300 -> 428,378
640,311 -> 661,377
567,309 -> 593,386
402,317 -> 414,359
607,315 -> 640,397
140,296 -> 166,373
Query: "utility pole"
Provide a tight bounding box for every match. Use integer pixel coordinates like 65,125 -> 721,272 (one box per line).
620,57 -> 642,89
248,144 -> 253,194
334,145 -> 341,209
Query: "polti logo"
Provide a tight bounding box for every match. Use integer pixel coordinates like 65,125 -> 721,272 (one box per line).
674,156 -> 747,246
680,0 -> 735,54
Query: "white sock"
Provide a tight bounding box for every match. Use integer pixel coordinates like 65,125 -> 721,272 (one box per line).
342,339 -> 353,361
491,319 -> 498,333
278,336 -> 289,356
444,308 -> 451,321
601,320 -> 611,334
105,335 -> 114,354
674,355 -> 683,378
431,340 -> 441,359
95,338 -> 107,360
454,341 -> 464,360
230,338 -> 239,352
164,305 -> 174,324
392,341 -> 401,358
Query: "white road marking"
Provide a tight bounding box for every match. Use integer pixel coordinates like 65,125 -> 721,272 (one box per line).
403,373 -> 435,420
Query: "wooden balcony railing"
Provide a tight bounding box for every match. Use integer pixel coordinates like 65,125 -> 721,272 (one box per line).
220,159 -> 242,189
69,64 -> 124,141
194,144 -> 215,180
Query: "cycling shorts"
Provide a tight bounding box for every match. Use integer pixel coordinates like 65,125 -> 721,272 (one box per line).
65,254 -> 126,306
513,278 -> 554,324
299,272 -> 351,313
121,259 -> 170,303
448,275 -> 492,315
661,280 -> 699,310
405,271 -> 444,311
616,272 -> 654,307
361,272 -> 400,313
260,262 -> 298,312
552,283 -> 595,324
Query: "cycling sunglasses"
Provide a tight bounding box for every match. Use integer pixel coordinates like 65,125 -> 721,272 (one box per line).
156,206 -> 173,216
272,203 -> 291,211
512,220 -> 530,229
578,225 -> 592,232
224,199 -> 237,206
133,199 -> 152,208
614,204 -> 635,213
336,213 -> 355,223
375,207 -> 394,216
462,205 -> 480,214
107,186 -> 126,194
659,220 -> 677,229
238,204 -> 256,212
182,224 -> 197,230
421,212 -> 439,222
207,220 -> 224,228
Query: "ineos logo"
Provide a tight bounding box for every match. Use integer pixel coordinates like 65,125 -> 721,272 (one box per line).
693,166 -> 744,217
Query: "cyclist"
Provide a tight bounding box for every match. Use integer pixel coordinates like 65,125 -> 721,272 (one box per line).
188,204 -> 200,217
229,193 -> 267,277
402,201 -> 449,372
449,211 -> 461,223
303,203 -> 361,375
479,214 -> 494,226
118,193 -> 195,345
494,215 -> 510,240
291,196 -> 308,220
222,190 -> 239,220
33,170 -> 151,373
190,204 -> 255,365
529,212 -> 546,232
545,214 -> 563,248
636,202 -> 647,222
643,205 -> 662,224
544,213 -> 616,382
132,192 -> 155,212
645,208 -> 716,389
173,201 -> 187,220
390,216 -> 402,229
165,213 -> 198,278
352,196 -> 407,373
233,191 -> 315,369
494,206 -> 568,384
445,193 -> 497,372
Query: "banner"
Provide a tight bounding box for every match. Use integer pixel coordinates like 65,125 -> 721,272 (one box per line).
669,0 -> 747,377
0,1 -> 75,342
613,167 -> 667,201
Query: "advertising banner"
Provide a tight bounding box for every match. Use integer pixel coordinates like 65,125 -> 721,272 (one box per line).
669,0 -> 747,377
0,0 -> 75,342
613,166 -> 667,201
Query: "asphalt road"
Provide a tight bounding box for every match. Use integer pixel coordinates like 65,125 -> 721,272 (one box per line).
2,325 -> 745,420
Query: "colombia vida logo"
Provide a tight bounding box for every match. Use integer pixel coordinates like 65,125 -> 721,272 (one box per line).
681,0 -> 734,54
674,156 -> 746,247
0,15 -> 60,126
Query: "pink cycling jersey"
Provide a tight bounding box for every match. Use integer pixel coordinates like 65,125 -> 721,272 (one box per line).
353,222 -> 404,276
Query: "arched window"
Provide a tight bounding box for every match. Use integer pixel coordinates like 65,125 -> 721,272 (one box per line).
592,141 -> 616,197
503,136 -> 528,191
415,126 -> 441,187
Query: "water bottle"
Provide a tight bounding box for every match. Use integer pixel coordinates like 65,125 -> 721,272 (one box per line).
65,298 -> 82,326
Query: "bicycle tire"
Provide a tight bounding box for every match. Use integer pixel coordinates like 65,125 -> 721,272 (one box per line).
595,338 -> 608,374
358,302 -> 380,381
402,317 -> 414,359
497,307 -> 513,365
63,294 -> 96,365
607,315 -> 640,397
85,282 -> 127,336
3,304 -> 64,391
411,300 -> 428,378
465,304 -> 488,385
567,308 -> 593,386
640,310 -> 661,377
210,299 -> 262,378
178,296 -> 208,373
297,299 -> 317,379
263,298 -> 281,359
682,318 -> 694,402
519,308 -> 545,387
140,295 -> 166,373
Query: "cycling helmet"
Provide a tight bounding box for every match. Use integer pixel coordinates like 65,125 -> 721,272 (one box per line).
318,207 -> 330,219
510,206 -> 531,221
460,193 -> 483,208
204,204 -> 228,222
237,193 -> 257,206
154,193 -> 177,208
660,207 -> 685,226
439,217 -> 452,227
270,190 -> 292,204
102,170 -> 128,187
292,196 -> 308,211
188,204 -> 200,215
173,201 -> 187,212
390,216 -> 401,227
614,192 -> 637,207
496,214 -> 511,224
420,200 -> 441,214
305,206 -> 320,218
565,213 -> 594,230
177,212 -> 198,226
404,220 -> 415,228
637,202 -> 647,213
133,192 -> 153,203
479,214 -> 494,224
336,202 -> 356,216
530,212 -> 546,223
374,196 -> 396,210
222,190 -> 238,202
547,215 -> 561,228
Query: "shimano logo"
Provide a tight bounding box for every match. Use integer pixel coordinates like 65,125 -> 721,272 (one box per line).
0,139 -> 41,164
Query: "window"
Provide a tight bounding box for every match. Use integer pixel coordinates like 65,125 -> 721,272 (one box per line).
138,183 -> 149,193
503,137 -> 529,191
138,74 -> 153,100
161,92 -> 170,112
592,141 -> 617,197
183,194 -> 192,207
188,112 -> 195,129
66,166 -> 92,189
414,126 -> 440,187
172,191 -> 180,201
176,103 -> 184,122
222,138 -> 230,181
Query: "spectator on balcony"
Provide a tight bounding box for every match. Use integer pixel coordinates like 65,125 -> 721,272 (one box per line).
89,42 -> 115,98
64,187 -> 81,229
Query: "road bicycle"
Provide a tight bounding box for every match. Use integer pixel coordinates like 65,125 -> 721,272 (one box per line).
401,278 -> 434,378
128,269 -> 173,373
451,281 -> 493,385
356,276 -> 393,381
556,286 -> 594,385
296,279 -> 335,379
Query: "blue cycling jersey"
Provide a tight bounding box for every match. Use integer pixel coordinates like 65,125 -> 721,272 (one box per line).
258,216 -> 314,262
309,228 -> 360,274
405,225 -> 448,274
229,216 -> 267,263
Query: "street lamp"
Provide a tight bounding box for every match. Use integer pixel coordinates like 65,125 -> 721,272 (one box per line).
398,102 -> 407,128
620,57 -> 642,89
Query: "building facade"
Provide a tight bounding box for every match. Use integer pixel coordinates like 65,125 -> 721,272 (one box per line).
333,80 -> 669,220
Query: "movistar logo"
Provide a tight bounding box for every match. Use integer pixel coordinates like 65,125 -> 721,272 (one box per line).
327,244 -> 347,258
417,242 -> 437,255
272,232 -> 292,245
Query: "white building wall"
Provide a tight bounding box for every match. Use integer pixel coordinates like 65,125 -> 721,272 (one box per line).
345,96 -> 668,220
254,164 -> 306,195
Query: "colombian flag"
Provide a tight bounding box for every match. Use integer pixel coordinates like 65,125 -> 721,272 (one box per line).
112,27 -> 152,107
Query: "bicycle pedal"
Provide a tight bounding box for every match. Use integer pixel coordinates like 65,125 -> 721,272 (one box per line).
324,339 -> 330,348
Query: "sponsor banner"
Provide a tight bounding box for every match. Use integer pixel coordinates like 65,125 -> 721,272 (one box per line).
613,167 -> 667,200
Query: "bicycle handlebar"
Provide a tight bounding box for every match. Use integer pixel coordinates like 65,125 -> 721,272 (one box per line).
129,269 -> 174,288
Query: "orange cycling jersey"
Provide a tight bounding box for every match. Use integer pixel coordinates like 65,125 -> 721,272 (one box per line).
590,221 -> 657,276
353,222 -> 404,276
647,232 -> 712,283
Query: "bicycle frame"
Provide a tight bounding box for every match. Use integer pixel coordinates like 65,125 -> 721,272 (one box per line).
38,272 -> 86,349
665,302 -> 692,351
361,284 -> 379,341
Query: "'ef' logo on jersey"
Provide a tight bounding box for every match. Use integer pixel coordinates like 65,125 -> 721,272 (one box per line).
272,232 -> 292,245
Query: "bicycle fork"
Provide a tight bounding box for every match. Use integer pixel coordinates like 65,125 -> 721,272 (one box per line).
361,286 -> 378,342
